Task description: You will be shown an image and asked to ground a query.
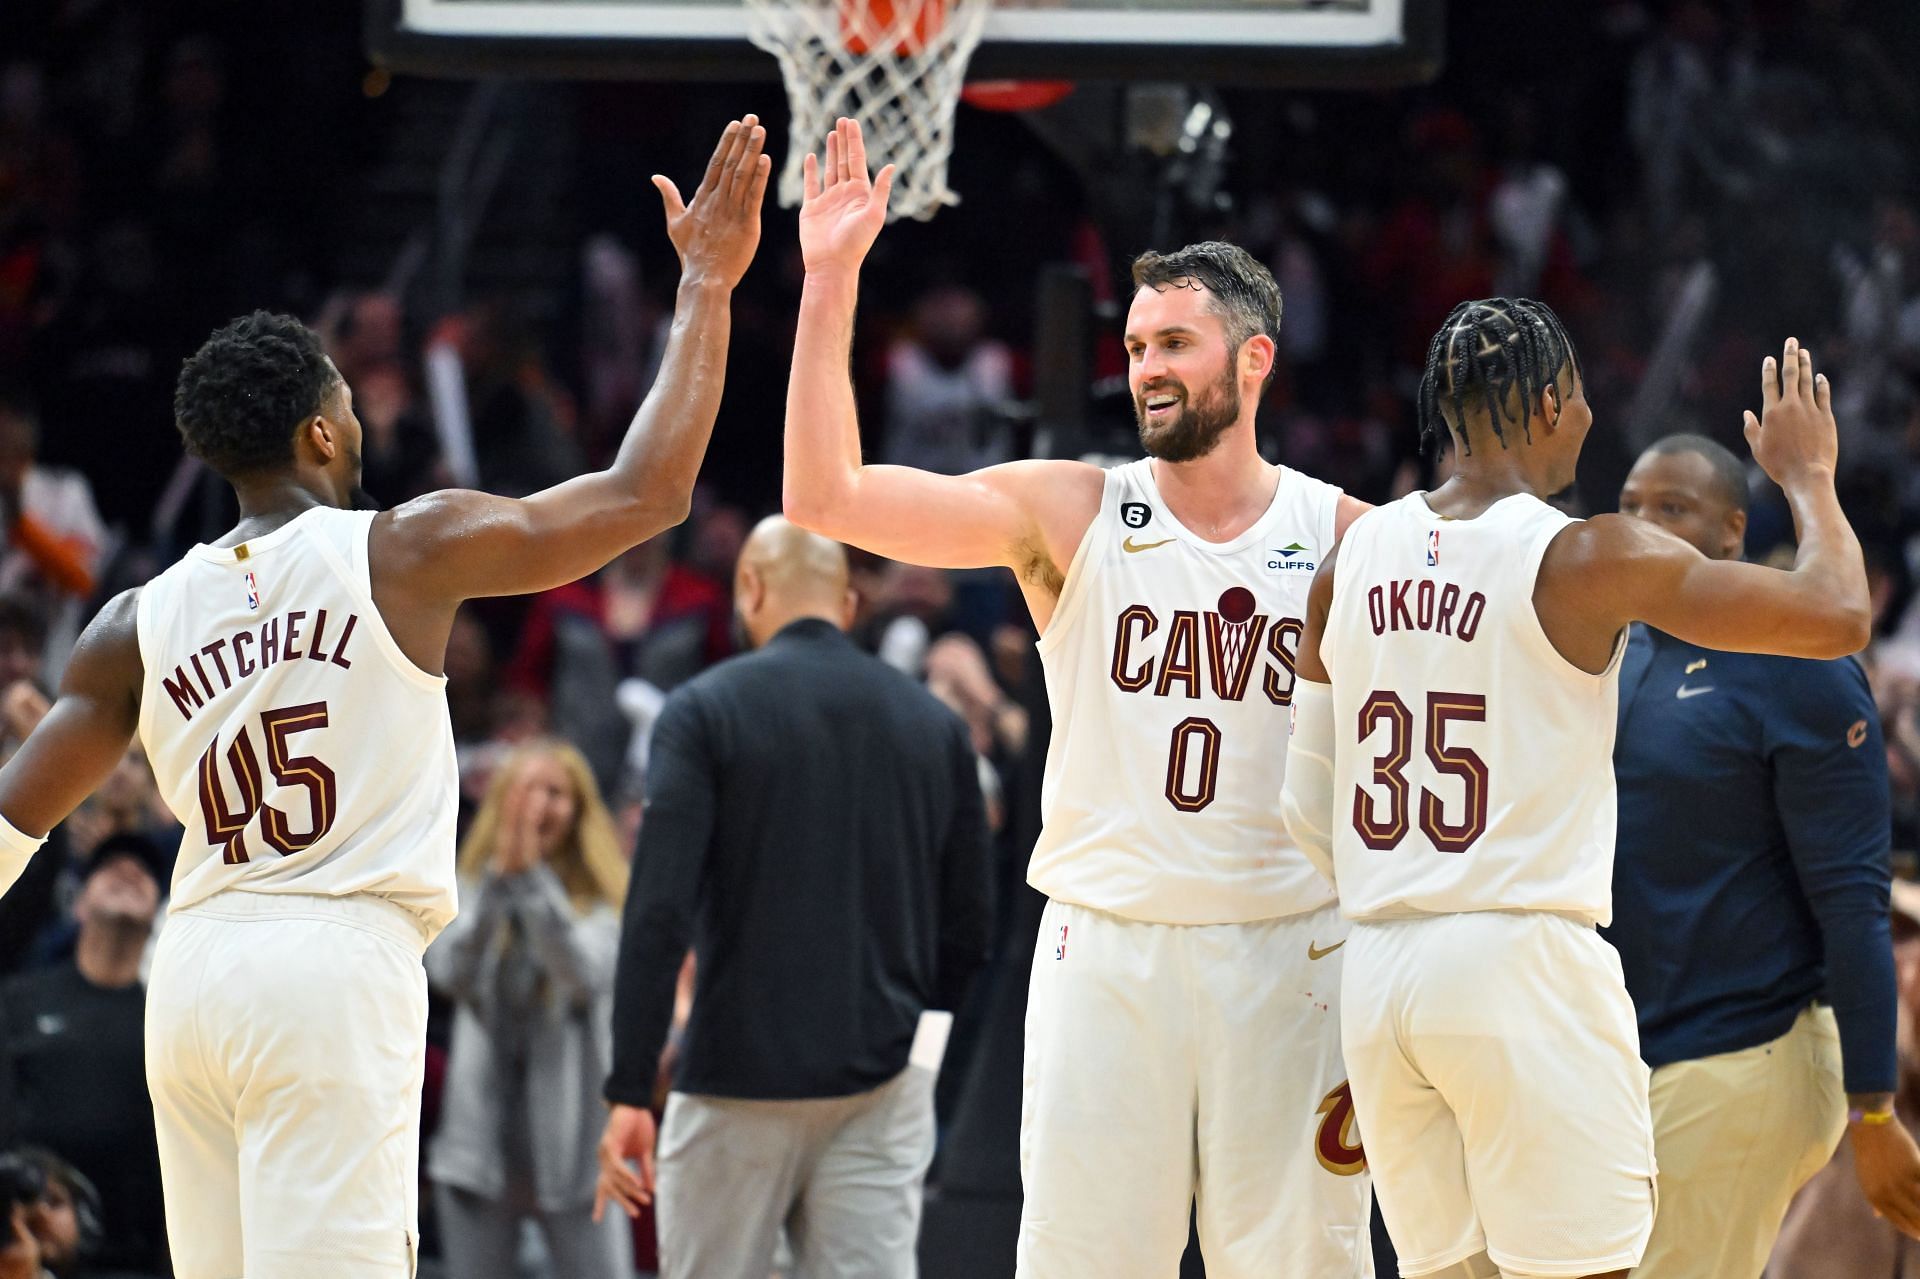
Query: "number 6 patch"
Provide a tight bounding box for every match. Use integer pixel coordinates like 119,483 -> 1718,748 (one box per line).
1121,501 -> 1151,529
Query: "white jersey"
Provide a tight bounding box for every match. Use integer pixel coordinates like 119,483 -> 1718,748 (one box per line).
1030,458 -> 1343,924
1323,492 -> 1622,926
136,507 -> 459,938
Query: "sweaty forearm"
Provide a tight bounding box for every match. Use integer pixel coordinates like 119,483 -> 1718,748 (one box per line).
605,276 -> 735,526
783,268 -> 864,525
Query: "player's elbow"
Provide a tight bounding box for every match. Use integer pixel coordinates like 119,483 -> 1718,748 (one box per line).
781,480 -> 845,538
1829,602 -> 1873,657
627,485 -> 693,541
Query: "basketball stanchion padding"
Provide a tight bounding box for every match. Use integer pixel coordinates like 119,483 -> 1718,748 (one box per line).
745,0 -> 993,221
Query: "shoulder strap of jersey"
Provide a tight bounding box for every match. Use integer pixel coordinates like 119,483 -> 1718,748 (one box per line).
1038,464 -> 1128,652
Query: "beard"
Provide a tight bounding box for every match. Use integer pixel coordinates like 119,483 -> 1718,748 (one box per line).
1134,364 -> 1243,463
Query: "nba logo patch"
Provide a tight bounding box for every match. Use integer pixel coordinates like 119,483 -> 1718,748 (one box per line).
1425,530 -> 1441,567
244,571 -> 260,611
1055,924 -> 1069,961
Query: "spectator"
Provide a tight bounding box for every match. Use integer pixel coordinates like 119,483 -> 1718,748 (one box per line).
12,1149 -> 109,1279
0,1153 -> 46,1279
595,517 -> 993,1279
506,537 -> 731,799
426,740 -> 632,1279
0,836 -> 166,1274
0,391 -> 103,677
880,286 -> 1014,476
1606,434 -> 1917,1274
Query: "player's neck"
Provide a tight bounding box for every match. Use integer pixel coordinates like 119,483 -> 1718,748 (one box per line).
221,473 -> 342,543
75,921 -> 146,990
1431,445 -> 1560,518
1149,429 -> 1276,543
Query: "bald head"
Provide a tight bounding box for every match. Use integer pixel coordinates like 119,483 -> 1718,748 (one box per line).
734,516 -> 853,647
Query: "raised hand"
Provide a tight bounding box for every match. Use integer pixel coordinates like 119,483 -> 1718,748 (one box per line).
1744,336 -> 1840,488
656,115 -> 772,289
799,117 -> 897,275
490,764 -> 539,877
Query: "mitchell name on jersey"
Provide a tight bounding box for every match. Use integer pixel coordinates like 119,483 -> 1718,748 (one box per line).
156,605 -> 362,724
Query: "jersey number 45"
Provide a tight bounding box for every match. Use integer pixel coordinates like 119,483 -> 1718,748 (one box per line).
198,701 -> 337,865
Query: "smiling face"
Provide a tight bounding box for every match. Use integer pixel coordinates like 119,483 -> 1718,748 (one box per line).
1618,445 -> 1746,560
1124,282 -> 1247,464
518,752 -> 580,861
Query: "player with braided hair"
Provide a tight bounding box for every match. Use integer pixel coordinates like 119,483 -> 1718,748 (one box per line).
1281,299 -> 1870,1279
1415,297 -> 1581,455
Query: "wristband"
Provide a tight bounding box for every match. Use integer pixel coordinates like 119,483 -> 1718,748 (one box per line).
0,812 -> 47,897
1850,1106 -> 1898,1127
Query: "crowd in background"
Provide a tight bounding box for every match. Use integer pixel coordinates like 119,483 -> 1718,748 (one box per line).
1,0 -> 1920,1274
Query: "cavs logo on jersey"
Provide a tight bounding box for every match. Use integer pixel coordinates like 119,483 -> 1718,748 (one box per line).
1109,586 -> 1303,708
1314,1081 -> 1367,1176
244,572 -> 260,611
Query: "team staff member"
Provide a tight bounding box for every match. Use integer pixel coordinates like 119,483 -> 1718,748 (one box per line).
1608,433 -> 1920,1275
595,517 -> 992,1279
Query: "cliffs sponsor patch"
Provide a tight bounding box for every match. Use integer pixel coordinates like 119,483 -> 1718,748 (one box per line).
1266,541 -> 1317,573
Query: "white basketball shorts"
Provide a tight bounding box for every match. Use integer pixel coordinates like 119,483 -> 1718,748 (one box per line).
1017,899 -> 1373,1279
1341,910 -> 1656,1278
146,890 -> 429,1279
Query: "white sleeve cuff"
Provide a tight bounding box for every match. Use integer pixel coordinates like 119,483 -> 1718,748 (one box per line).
0,812 -> 48,899
1281,679 -> 1339,887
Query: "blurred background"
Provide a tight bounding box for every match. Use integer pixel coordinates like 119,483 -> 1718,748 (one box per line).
4,0 -> 1920,1275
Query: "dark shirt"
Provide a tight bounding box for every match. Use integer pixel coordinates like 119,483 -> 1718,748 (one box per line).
605,618 -> 994,1105
0,960 -> 168,1271
1606,625 -> 1895,1094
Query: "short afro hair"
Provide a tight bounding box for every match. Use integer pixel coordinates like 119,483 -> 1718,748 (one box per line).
174,311 -> 340,478
1643,432 -> 1749,513
1131,241 -> 1284,385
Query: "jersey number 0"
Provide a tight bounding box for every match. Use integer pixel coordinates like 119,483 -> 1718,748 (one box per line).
198,701 -> 338,864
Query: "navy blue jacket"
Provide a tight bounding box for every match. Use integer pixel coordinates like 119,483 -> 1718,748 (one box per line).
605,619 -> 994,1106
1605,624 -> 1895,1094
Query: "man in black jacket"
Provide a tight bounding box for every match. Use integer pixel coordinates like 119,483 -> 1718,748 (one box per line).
595,516 -> 993,1279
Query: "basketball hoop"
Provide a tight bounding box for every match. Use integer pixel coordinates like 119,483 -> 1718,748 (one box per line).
744,0 -> 993,221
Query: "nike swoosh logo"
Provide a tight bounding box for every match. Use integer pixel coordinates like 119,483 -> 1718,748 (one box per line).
1675,685 -> 1715,700
1122,536 -> 1177,554
1307,940 -> 1345,961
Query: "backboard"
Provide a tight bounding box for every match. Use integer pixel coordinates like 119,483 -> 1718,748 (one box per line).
367,0 -> 1444,87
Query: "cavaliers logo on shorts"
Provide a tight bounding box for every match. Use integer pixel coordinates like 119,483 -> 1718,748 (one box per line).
1314,1081 -> 1367,1176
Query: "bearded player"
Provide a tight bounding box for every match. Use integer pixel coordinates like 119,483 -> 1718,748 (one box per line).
1282,304 -> 1872,1279
781,119 -> 1372,1277
0,118 -> 770,1278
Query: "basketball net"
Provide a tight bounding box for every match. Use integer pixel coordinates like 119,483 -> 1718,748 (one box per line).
744,0 -> 993,221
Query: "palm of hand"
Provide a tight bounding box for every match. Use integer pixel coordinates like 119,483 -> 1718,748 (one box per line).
801,184 -> 884,267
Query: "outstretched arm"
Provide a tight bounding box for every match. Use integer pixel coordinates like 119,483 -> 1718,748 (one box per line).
1544,339 -> 1870,660
782,119 -> 1095,579
379,117 -> 772,604
0,590 -> 144,894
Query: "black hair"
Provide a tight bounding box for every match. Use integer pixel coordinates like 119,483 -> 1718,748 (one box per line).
1417,297 -> 1581,455
173,311 -> 340,478
0,593 -> 46,649
1644,432 -> 1749,513
1131,241 -> 1284,385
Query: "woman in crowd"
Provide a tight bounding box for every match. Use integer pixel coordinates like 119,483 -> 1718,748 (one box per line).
428,741 -> 633,1279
